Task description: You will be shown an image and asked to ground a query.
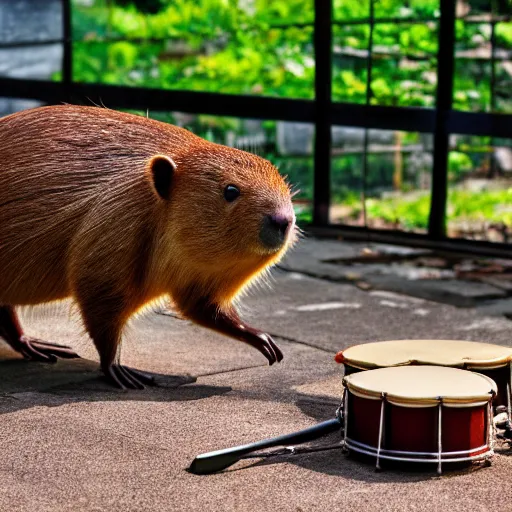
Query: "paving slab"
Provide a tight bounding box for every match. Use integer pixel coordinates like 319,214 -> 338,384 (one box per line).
477,297 -> 512,318
238,271 -> 512,353
1,240 -> 512,511
364,274 -> 507,307
281,237 -> 510,308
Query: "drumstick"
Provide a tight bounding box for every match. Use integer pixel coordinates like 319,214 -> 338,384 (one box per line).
188,417 -> 342,475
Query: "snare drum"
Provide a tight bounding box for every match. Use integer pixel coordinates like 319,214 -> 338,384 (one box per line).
342,366 -> 497,473
336,340 -> 512,407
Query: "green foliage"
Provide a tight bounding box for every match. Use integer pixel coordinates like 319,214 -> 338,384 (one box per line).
448,151 -> 473,182
333,0 -> 370,19
71,0 -> 509,112
447,189 -> 512,226
254,0 -> 314,24
363,188 -> 512,230
331,155 -> 364,203
496,22 -> 512,47
374,0 -> 439,18
72,0 -> 314,98
366,193 -> 431,229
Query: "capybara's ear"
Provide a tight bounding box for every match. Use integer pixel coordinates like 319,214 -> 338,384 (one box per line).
148,155 -> 176,200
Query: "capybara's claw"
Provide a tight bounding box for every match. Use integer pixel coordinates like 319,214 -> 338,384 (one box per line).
104,364 -> 155,390
256,333 -> 276,365
246,329 -> 283,365
18,335 -> 80,362
263,333 -> 284,363
124,366 -> 156,386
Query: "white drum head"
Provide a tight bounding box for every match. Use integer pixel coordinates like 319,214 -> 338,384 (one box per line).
337,339 -> 512,370
343,366 -> 497,407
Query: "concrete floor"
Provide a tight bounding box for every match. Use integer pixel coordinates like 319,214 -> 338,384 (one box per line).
1,238 -> 512,511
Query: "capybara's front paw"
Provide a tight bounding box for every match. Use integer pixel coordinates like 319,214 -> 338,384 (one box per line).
240,327 -> 283,365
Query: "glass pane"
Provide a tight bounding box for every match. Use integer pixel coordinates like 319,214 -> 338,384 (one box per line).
332,25 -> 369,103
0,0 -> 63,44
72,0 -> 109,41
447,134 -> 512,243
333,0 -> 370,21
0,0 -> 63,80
456,0 -> 492,19
495,23 -> 512,113
374,0 -> 440,20
275,122 -> 314,223
369,23 -> 438,107
453,18 -> 492,111
253,0 -> 314,25
0,97 -> 43,117
123,111 -> 313,223
453,60 -> 491,112
496,60 -> 512,113
71,0 -> 314,98
0,45 -> 63,80
366,130 -> 432,233
330,126 -> 365,226
334,0 -> 440,22
330,127 -> 433,233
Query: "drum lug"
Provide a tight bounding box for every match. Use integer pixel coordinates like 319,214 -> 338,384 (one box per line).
502,421 -> 512,440
493,412 -> 509,430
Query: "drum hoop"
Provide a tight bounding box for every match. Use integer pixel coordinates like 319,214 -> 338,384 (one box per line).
343,360 -> 511,371
344,438 -> 493,464
345,438 -> 491,458
340,340 -> 512,370
344,385 -> 494,407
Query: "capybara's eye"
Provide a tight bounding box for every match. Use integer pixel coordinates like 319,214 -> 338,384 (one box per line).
224,185 -> 240,202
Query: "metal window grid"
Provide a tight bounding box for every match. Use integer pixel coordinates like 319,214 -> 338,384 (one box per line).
0,0 -> 511,257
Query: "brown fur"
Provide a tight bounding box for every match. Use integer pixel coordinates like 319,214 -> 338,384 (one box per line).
0,105 -> 295,380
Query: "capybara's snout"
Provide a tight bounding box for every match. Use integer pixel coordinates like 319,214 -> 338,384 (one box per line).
259,208 -> 295,250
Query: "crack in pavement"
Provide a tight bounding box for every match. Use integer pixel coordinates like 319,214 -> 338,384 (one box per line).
269,333 -> 333,354
277,265 -> 354,285
195,363 -> 267,378
193,332 -> 334,379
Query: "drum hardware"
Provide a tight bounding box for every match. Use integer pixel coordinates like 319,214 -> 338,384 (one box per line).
494,409 -> 512,442
493,382 -> 512,442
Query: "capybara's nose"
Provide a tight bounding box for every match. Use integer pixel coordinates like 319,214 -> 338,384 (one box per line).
260,212 -> 293,249
269,214 -> 290,237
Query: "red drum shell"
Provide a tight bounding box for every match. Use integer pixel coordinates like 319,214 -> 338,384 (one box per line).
347,392 -> 489,458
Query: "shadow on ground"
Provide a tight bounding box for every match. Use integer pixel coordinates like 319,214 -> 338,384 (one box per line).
0,348 -> 501,486
0,352 -> 231,415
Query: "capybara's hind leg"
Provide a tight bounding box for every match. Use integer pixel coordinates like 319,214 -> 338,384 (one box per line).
0,306 -> 79,361
78,298 -> 155,390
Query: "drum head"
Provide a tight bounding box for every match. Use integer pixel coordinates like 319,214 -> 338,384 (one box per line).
336,339 -> 512,370
343,366 -> 497,407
